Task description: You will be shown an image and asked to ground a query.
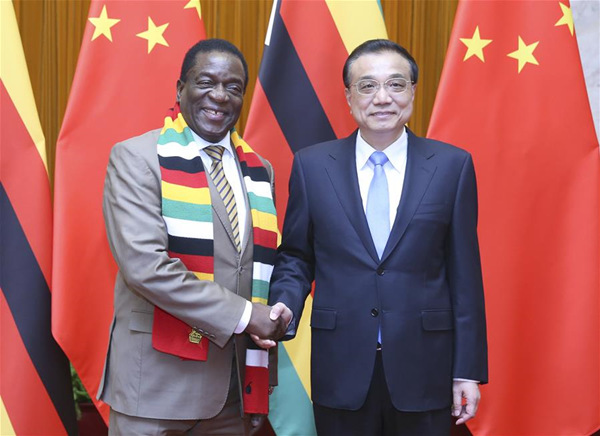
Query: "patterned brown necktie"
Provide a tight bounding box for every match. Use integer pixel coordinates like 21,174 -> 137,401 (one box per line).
204,145 -> 241,251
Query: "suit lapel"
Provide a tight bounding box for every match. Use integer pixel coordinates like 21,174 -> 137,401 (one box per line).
381,130 -> 437,261
324,132 -> 380,263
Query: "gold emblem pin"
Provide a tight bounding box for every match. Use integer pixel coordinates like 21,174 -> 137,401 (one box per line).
189,328 -> 202,344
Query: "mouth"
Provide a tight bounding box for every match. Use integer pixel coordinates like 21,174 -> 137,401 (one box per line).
202,108 -> 227,119
370,111 -> 396,118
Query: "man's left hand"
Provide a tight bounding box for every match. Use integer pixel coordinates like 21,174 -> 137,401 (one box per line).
452,380 -> 480,425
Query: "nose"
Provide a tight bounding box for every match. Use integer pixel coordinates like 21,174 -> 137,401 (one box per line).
209,83 -> 228,101
372,84 -> 392,103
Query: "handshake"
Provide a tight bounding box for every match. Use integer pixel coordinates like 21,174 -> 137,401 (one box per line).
244,302 -> 293,349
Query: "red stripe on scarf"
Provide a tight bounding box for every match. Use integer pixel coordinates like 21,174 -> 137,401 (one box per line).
253,228 -> 279,249
168,252 -> 214,275
161,167 -> 210,188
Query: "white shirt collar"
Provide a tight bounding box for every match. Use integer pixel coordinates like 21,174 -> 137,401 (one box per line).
355,127 -> 408,171
190,130 -> 234,156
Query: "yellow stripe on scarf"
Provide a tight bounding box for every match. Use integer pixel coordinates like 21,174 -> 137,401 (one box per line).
161,112 -> 187,134
162,181 -> 211,204
250,209 -> 278,233
193,271 -> 214,281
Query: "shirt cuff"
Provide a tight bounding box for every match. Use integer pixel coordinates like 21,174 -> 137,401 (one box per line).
453,378 -> 480,383
234,300 -> 252,334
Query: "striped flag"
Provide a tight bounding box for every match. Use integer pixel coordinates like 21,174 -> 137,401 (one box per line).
52,0 -> 205,421
0,1 -> 77,434
428,1 -> 600,434
244,1 -> 387,434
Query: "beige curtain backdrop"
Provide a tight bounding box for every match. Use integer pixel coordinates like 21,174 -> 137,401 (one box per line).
13,0 -> 458,182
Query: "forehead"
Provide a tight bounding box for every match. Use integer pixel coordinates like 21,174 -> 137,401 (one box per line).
187,51 -> 244,80
349,51 -> 411,81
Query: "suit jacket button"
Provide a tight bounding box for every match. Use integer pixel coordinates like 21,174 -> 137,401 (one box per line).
376,268 -> 385,276
371,308 -> 379,317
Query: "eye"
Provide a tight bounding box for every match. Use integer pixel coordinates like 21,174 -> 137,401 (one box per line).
226,84 -> 243,95
387,79 -> 407,92
197,80 -> 214,89
357,80 -> 377,92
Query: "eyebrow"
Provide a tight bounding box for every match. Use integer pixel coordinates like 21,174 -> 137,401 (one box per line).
358,73 -> 407,80
193,71 -> 244,84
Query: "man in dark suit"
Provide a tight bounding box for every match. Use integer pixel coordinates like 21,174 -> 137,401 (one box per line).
99,39 -> 287,435
267,39 -> 488,435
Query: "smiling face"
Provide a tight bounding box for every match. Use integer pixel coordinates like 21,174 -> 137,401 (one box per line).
177,51 -> 245,143
345,51 -> 416,150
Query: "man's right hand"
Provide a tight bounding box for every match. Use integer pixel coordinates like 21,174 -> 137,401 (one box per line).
245,303 -> 288,347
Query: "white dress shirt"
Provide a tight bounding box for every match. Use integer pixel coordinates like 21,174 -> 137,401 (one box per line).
355,128 -> 408,225
190,130 -> 252,333
191,130 -> 248,246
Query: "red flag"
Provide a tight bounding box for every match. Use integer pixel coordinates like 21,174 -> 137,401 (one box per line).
1,1 -> 77,434
428,1 -> 599,434
52,0 -> 205,421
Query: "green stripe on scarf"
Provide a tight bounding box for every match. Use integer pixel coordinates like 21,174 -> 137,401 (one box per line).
162,199 -> 213,222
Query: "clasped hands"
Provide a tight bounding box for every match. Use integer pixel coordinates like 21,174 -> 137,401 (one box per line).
244,302 -> 292,349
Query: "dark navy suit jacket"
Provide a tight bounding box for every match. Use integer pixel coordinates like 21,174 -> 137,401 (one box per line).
268,129 -> 488,412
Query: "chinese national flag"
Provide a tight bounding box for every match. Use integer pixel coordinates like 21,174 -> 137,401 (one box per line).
428,1 -> 599,435
53,0 -> 205,421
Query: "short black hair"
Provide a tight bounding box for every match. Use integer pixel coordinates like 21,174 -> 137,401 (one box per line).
343,39 -> 419,88
179,38 -> 249,91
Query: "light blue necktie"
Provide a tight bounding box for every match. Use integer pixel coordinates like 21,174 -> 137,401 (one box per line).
366,151 -> 390,259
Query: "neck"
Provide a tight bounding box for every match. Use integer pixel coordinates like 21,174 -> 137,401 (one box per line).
360,127 -> 405,151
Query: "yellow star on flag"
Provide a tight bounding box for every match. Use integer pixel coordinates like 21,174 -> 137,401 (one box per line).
88,5 -> 120,42
555,2 -> 574,36
507,36 -> 539,73
184,0 -> 202,20
459,26 -> 493,62
136,17 -> 169,53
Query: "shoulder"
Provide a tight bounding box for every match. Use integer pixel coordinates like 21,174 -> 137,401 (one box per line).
108,129 -> 161,177
408,130 -> 471,163
111,129 -> 161,158
253,150 -> 272,172
245,148 -> 274,182
295,132 -> 356,161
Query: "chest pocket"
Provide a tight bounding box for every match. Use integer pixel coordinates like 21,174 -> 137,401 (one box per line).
129,309 -> 153,333
311,308 -> 336,330
413,202 -> 449,223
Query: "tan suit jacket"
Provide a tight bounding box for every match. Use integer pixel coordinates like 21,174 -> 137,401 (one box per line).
97,129 -> 275,420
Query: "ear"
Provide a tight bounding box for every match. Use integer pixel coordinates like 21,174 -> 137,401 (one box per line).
176,80 -> 184,102
345,88 -> 352,107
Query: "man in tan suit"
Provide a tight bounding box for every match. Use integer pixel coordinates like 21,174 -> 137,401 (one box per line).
98,39 -> 287,435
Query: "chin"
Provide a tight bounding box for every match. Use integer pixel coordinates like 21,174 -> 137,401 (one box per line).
370,122 -> 401,132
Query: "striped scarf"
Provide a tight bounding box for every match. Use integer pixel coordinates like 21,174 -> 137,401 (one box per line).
154,103 -> 279,414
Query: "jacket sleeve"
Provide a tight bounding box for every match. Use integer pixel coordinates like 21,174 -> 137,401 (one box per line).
268,152 -> 315,339
446,153 -> 488,383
